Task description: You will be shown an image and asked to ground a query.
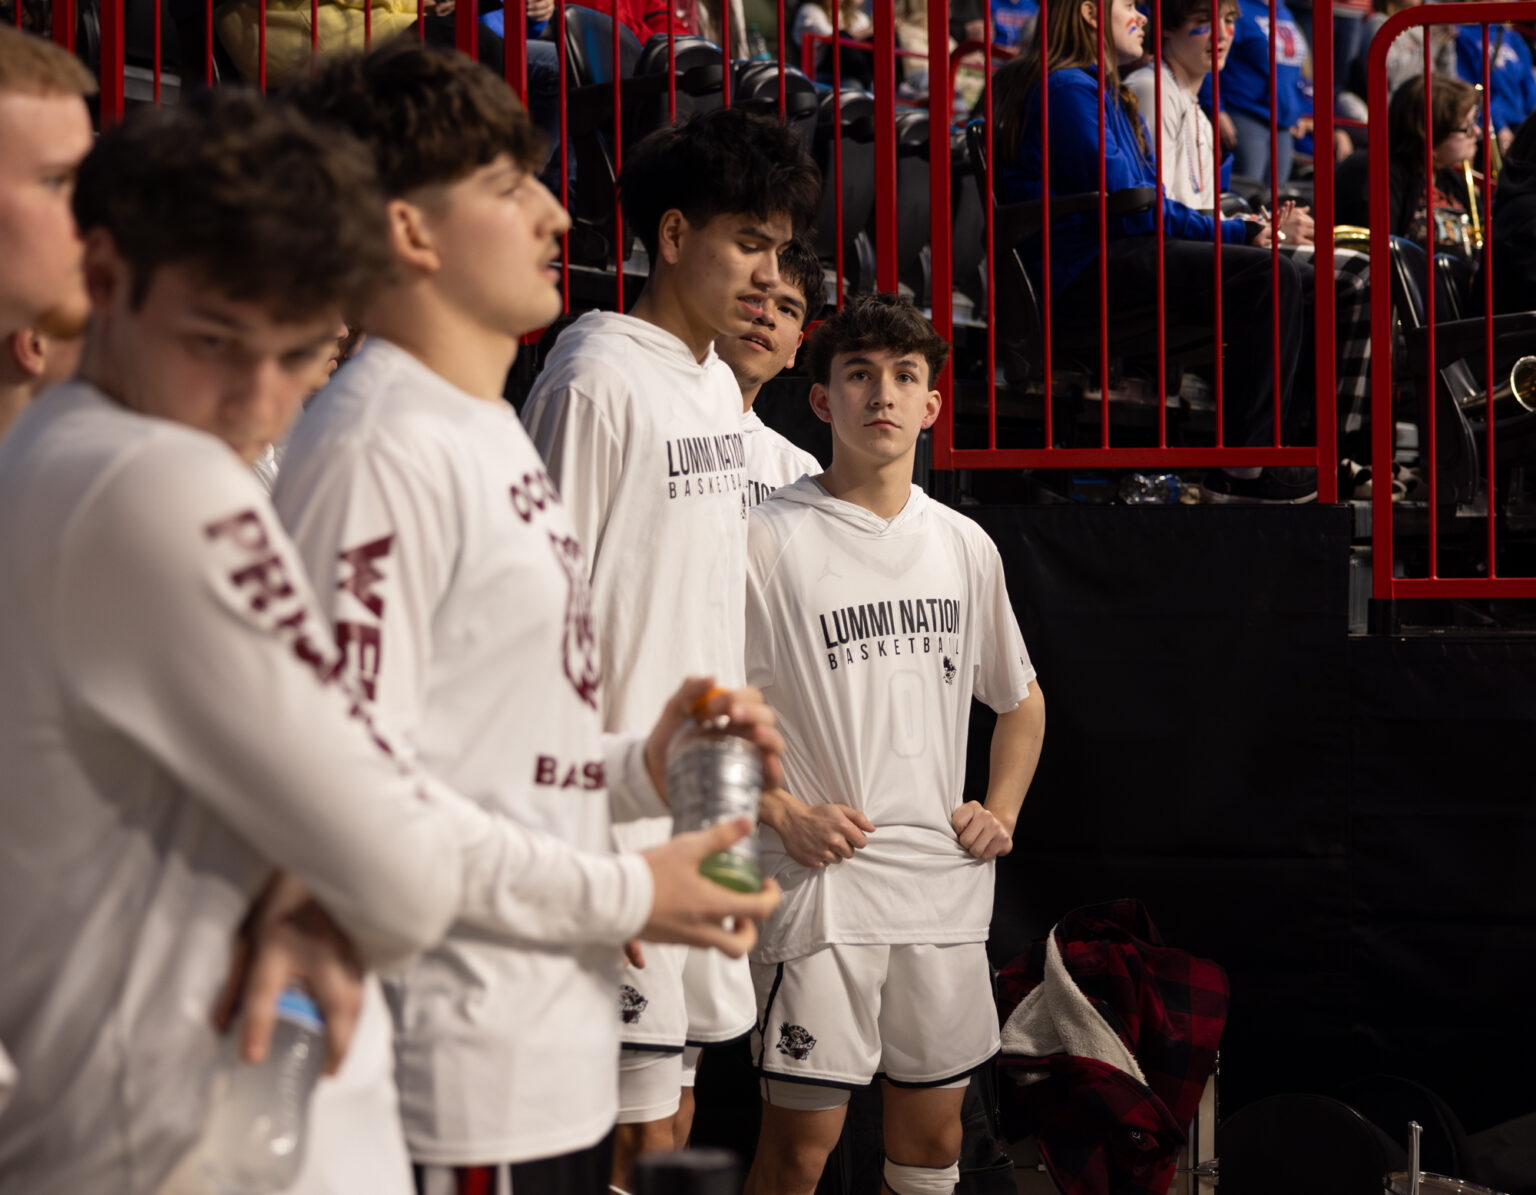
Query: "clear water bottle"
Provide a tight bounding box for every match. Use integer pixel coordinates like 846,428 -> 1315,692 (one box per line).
667,689 -> 764,893
202,987 -> 325,1194
1119,473 -> 1184,505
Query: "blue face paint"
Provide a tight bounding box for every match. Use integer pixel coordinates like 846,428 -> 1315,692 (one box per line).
1188,23 -> 1211,35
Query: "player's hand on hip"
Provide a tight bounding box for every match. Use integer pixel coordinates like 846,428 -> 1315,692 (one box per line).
644,677 -> 787,800
214,874 -> 365,1076
640,818 -> 782,958
951,801 -> 1013,860
771,789 -> 876,868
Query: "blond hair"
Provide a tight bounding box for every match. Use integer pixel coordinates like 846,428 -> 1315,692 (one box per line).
0,25 -> 97,98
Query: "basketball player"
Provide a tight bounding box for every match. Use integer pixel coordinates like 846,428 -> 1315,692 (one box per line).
712,236 -> 880,878
713,235 -> 823,507
0,92 -> 776,1195
279,42 -> 783,1193
740,294 -> 1047,1195
521,107 -> 820,1184
0,322 -> 83,440
0,27 -> 93,348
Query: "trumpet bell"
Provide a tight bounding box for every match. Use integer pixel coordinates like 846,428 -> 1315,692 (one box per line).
1458,355 -> 1536,416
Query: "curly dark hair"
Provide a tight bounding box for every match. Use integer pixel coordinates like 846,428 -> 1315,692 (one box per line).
804,292 -> 950,387
777,236 -> 826,325
284,40 -> 544,197
73,89 -> 394,321
619,106 -> 822,264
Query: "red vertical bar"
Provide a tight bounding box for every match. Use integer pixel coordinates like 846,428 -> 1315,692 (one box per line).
1268,0 -> 1280,444
1153,0 -> 1165,447
51,0 -> 75,52
457,0 -> 478,61
558,0 -> 570,312
1096,0 -> 1109,447
364,0 -> 371,47
153,0 -> 161,103
929,0 -> 955,467
203,0 -> 212,82
1039,0 -> 1053,440
98,0 -> 123,126
1423,30 -> 1438,575
1210,27 -> 1223,444
831,0 -> 843,305
776,0 -> 785,118
313,0 -> 320,57
1483,23 -> 1495,574
507,0 -> 528,101
874,0 -> 897,295
667,5 -> 676,123
614,0 -> 624,311
1312,0 -> 1336,501
1369,11 -> 1394,600
984,3 -> 995,449
260,0 -> 268,90
417,0 -> 424,40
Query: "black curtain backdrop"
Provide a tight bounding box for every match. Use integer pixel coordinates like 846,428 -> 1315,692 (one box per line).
967,504 -> 1536,1134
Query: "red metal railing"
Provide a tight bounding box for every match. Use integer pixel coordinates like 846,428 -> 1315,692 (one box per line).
1367,2 -> 1536,601
928,0 -> 1336,482
41,0 -> 1535,574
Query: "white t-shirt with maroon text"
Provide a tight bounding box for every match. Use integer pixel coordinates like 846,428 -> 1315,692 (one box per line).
275,338 -> 654,1163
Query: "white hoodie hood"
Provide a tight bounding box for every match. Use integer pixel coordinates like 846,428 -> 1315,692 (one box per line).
767,474 -> 930,537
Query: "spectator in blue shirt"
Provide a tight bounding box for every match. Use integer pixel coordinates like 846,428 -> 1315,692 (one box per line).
993,0 -> 1039,49
993,0 -> 1314,496
1454,20 -> 1536,154
1205,0 -> 1311,182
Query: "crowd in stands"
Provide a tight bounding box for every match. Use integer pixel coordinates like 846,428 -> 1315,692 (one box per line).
10,0 -> 1536,505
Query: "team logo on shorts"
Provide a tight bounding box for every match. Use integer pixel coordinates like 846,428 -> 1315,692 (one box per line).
619,984 -> 648,1024
942,655 -> 957,685
776,1023 -> 817,1060
548,533 -> 602,709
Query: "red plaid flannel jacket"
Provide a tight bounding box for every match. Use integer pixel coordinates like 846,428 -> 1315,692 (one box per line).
995,899 -> 1229,1195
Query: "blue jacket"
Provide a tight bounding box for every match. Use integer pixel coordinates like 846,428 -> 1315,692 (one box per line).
1455,24 -> 1536,136
999,66 -> 1248,295
1205,0 -> 1309,130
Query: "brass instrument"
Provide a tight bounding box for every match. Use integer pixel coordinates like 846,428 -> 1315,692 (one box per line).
1458,355 -> 1536,416
1464,160 -> 1484,254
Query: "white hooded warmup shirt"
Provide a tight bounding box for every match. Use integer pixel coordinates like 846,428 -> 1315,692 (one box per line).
744,479 -> 1036,965
743,408 -> 818,506
523,311 -> 755,1044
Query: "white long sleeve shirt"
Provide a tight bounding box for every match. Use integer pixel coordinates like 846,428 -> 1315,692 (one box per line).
744,479 -> 1036,964
0,384 -> 652,1195
274,339 -> 652,1163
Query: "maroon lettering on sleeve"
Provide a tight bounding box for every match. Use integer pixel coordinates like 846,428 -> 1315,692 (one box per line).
336,621 -> 383,701
229,554 -> 296,613
337,534 -> 394,619
204,508 -> 271,552
273,604 -> 344,684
